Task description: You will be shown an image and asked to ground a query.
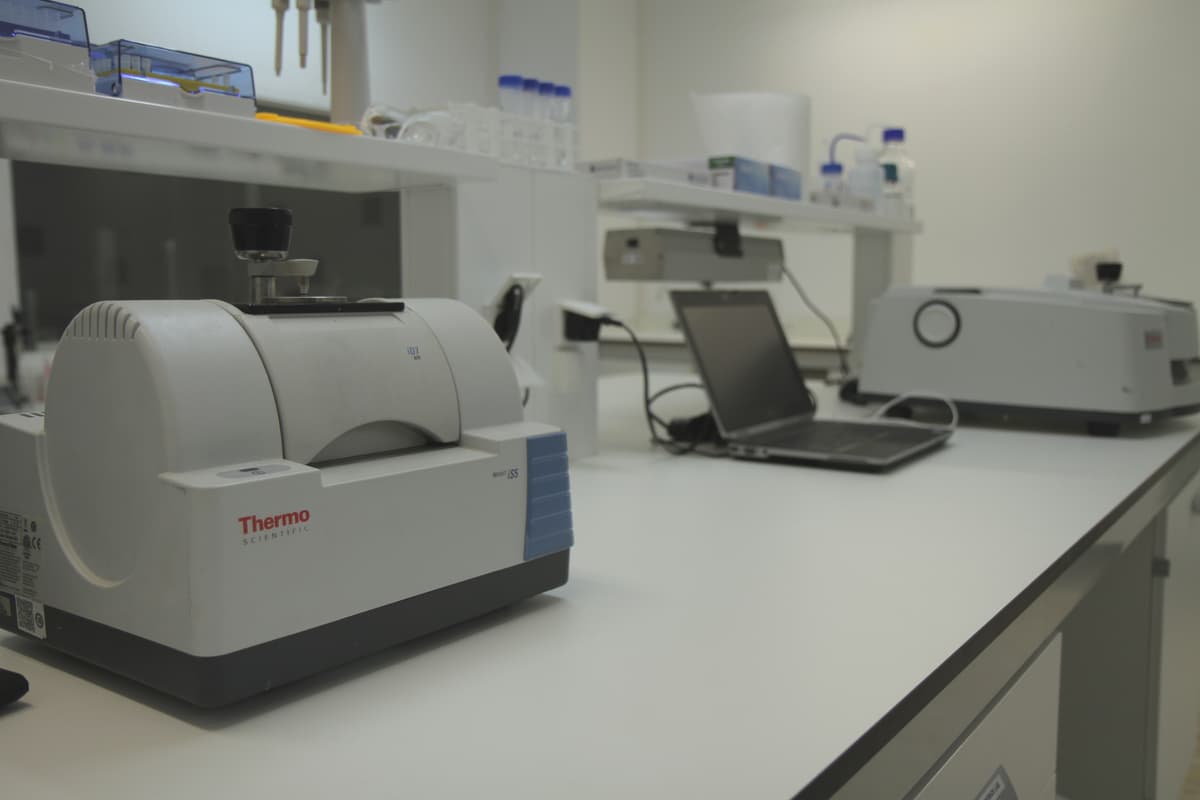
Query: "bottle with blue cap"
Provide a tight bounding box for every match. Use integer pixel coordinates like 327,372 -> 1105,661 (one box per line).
812,162 -> 846,206
520,77 -> 540,117
878,127 -> 915,207
498,74 -> 523,114
551,85 -> 572,124
537,81 -> 556,119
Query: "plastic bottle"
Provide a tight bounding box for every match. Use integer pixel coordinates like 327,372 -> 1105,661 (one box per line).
520,77 -> 540,117
537,81 -> 556,119
552,84 -> 573,123
817,162 -> 845,204
846,146 -> 883,205
497,74 -> 523,113
878,127 -> 915,204
548,85 -> 574,168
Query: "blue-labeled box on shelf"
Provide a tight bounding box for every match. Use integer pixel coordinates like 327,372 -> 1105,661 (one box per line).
708,155 -> 771,196
769,164 -> 803,200
0,0 -> 94,92
92,39 -> 256,117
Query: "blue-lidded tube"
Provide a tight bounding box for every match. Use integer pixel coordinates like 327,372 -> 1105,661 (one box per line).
498,73 -> 523,113
520,77 -> 539,116
537,81 -> 555,119
552,84 -> 572,123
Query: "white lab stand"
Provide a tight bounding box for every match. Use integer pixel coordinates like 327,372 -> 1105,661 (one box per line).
596,178 -> 920,369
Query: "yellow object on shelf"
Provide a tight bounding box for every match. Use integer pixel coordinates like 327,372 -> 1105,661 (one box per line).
256,112 -> 362,136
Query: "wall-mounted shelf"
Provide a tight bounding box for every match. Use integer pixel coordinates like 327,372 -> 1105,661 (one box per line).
597,178 -> 922,234
0,78 -> 498,192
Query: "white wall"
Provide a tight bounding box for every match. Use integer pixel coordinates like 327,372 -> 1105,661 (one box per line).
620,0 -> 1200,346
493,0 -> 579,88
79,0 -> 495,112
577,0 -> 639,161
578,0 -> 641,327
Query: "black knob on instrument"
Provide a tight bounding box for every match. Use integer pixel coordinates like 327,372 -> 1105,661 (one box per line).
229,207 -> 293,261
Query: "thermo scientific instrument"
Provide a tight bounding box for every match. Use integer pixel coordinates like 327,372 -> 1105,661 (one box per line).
0,209 -> 574,705
858,284 -> 1200,433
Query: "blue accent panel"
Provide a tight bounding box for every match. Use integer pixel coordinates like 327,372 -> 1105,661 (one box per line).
527,434 -> 566,459
529,473 -> 570,497
528,452 -> 568,478
529,490 -> 570,517
528,509 -> 573,538
524,432 -> 574,560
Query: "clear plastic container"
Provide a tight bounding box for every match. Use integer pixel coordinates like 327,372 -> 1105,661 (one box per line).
846,146 -> 883,204
552,84 -> 572,123
398,110 -> 464,149
879,127 -> 915,203
820,162 -> 844,193
0,0 -> 93,92
810,162 -> 846,206
520,77 -> 539,116
497,74 -> 523,113
0,0 -> 88,46
537,81 -> 555,120
92,40 -> 256,116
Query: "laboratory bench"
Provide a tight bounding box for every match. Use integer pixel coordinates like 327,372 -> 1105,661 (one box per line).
3,373 -> 1200,799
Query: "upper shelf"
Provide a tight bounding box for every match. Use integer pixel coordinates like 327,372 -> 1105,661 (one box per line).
597,178 -> 922,234
0,78 -> 498,192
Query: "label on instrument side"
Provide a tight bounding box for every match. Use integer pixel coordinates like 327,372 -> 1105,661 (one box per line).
13,593 -> 45,639
0,509 -> 43,599
975,766 -> 1018,800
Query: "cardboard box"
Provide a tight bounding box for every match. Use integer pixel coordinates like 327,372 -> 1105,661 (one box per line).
708,155 -> 771,195
769,164 -> 803,200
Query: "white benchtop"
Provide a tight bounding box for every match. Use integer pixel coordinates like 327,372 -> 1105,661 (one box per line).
2,373 -> 1197,798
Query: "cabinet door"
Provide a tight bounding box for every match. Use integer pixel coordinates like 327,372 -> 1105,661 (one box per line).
913,635 -> 1061,800
1157,469 -> 1200,799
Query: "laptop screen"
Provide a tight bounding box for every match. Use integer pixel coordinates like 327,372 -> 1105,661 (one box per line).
671,290 -> 814,434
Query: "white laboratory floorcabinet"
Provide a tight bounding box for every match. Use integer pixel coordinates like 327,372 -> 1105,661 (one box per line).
3,375 -> 1200,800
914,636 -> 1061,799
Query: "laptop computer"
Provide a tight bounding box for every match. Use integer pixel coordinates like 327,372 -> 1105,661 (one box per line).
670,290 -> 951,471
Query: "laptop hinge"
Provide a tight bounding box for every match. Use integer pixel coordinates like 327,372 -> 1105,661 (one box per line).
731,416 -> 811,441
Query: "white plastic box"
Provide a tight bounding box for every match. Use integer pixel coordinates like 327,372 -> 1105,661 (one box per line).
582,159 -> 711,186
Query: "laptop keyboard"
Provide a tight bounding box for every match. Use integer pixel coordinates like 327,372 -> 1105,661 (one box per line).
741,421 -> 944,458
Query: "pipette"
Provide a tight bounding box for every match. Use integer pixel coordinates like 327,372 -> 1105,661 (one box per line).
272,0 -> 289,76
296,0 -> 312,68
315,0 -> 330,94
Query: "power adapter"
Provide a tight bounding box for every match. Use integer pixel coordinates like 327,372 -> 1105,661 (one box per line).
666,411 -> 723,446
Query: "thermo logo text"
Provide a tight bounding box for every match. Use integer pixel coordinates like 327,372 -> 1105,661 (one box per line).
238,509 -> 311,535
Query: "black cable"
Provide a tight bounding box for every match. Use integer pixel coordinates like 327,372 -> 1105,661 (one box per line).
648,381 -> 705,414
605,319 -> 701,455
781,264 -> 850,380
648,381 -> 700,431
493,284 -> 525,352
522,388 -> 530,407
1,319 -> 23,410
